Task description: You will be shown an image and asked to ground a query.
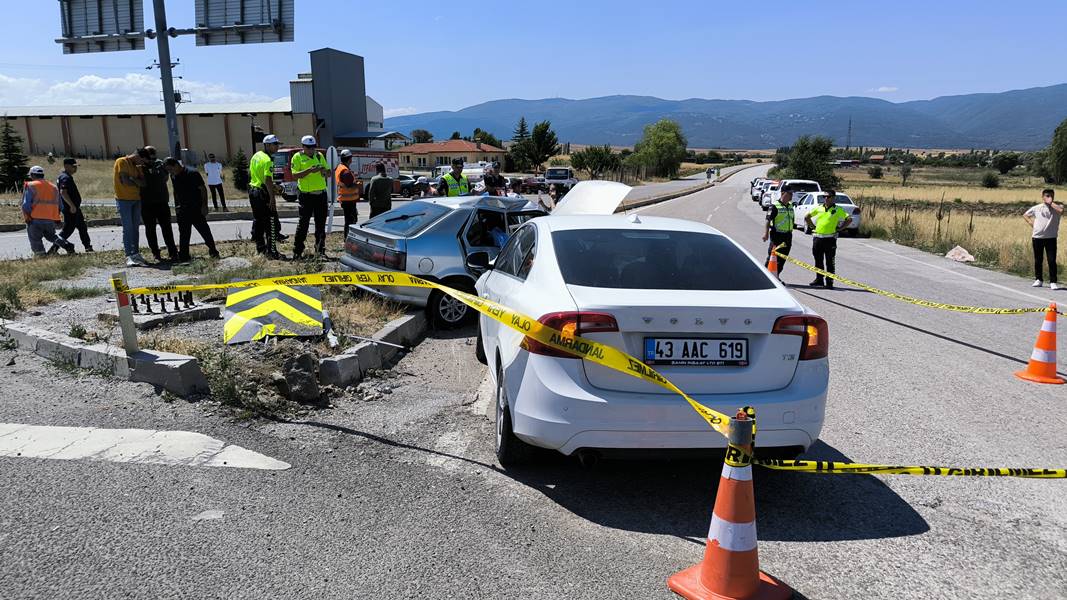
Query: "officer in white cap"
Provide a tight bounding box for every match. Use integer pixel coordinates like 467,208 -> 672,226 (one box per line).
21,165 -> 75,256
248,134 -> 284,259
290,135 -> 333,259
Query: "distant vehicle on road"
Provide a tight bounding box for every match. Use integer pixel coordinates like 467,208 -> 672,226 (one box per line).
396,174 -> 418,197
750,178 -> 767,201
759,181 -> 781,209
793,192 -> 861,235
474,185 -> 829,465
543,167 -> 578,188
340,195 -> 546,327
520,175 -> 547,194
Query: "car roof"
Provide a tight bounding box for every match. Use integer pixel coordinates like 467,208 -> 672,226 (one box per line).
539,214 -> 725,236
412,195 -> 541,211
781,179 -> 819,184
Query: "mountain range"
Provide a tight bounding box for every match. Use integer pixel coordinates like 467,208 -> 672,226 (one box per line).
384,84 -> 1067,151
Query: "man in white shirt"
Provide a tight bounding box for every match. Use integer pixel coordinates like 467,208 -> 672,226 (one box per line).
203,153 -> 227,212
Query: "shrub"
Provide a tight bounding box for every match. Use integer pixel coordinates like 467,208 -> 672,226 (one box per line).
232,148 -> 250,192
0,283 -> 23,319
867,166 -> 883,179
981,172 -> 1000,188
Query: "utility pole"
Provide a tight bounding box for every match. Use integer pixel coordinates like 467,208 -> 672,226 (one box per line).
846,116 -> 853,152
151,0 -> 181,158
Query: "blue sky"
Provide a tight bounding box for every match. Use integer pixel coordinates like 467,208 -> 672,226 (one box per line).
2,0 -> 1065,115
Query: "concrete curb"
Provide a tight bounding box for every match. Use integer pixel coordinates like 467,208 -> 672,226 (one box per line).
0,319 -> 208,397
318,310 -> 428,388
0,209 -> 301,233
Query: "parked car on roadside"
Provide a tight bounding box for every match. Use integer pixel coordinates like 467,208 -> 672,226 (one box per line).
475,201 -> 829,465
340,195 -> 546,327
520,176 -> 547,194
759,181 -> 781,209
792,191 -> 861,235
769,179 -> 822,207
544,167 -> 579,188
396,174 -> 418,197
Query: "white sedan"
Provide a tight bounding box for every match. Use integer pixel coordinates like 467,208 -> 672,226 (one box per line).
474,210 -> 829,465
793,192 -> 862,235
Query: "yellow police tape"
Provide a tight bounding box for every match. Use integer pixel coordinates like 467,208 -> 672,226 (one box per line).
114,271 -> 734,437
113,271 -> 1066,479
772,249 -> 1050,315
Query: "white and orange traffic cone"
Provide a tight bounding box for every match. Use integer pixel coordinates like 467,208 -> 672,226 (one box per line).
766,251 -> 779,278
1015,303 -> 1064,385
667,411 -> 792,600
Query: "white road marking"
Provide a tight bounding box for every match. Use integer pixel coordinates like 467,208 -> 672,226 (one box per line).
855,241 -> 1053,304
0,423 -> 290,470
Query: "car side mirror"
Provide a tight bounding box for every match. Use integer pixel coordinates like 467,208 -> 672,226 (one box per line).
467,251 -> 492,271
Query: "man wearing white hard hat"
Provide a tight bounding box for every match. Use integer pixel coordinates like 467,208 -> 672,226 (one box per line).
248,134 -> 284,259
21,165 -> 75,256
290,134 -> 332,259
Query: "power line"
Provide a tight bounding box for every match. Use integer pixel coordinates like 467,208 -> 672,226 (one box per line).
0,62 -> 143,71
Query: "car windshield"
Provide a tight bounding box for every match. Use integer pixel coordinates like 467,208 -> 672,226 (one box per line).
552,229 -> 775,290
546,169 -> 570,178
817,194 -> 854,205
783,182 -> 820,193
362,202 -> 451,237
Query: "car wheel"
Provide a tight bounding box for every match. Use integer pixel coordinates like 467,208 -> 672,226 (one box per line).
475,324 -> 487,364
495,363 -> 534,466
428,286 -> 474,329
402,188 -> 412,198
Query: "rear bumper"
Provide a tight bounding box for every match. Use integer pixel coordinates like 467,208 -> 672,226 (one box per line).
505,354 -> 828,456
338,255 -> 431,307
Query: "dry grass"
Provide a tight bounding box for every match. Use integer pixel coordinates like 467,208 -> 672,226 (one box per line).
860,203 -> 1053,278
838,165 -> 1064,205
0,154 -> 245,203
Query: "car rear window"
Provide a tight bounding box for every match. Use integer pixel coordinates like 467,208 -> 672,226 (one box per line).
783,182 -> 820,193
552,229 -> 775,290
546,169 -> 570,178
362,202 -> 451,237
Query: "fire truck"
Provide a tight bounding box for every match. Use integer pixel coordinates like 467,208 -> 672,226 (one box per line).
273,148 -> 401,201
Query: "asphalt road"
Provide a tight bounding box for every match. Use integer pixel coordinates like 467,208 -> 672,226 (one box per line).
2,166 -> 1064,599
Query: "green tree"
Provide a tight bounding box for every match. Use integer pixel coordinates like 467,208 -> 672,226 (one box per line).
628,119 -> 688,179
512,117 -> 530,142
777,135 -> 840,189
0,117 -> 29,192
981,172 -> 1000,188
867,165 -> 883,179
1048,117 -> 1067,184
410,129 -> 433,143
570,145 -> 621,178
900,164 -> 913,186
519,120 -> 561,172
232,148 -> 250,192
991,152 -> 1021,175
449,131 -> 462,140
472,128 -> 502,149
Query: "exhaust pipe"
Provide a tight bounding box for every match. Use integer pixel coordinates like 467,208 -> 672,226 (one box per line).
576,449 -> 601,469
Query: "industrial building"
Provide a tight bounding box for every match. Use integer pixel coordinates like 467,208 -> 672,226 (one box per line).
0,48 -> 406,162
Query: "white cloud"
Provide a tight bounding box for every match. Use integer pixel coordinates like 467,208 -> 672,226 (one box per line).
871,86 -> 899,93
0,72 -> 270,106
384,106 -> 419,118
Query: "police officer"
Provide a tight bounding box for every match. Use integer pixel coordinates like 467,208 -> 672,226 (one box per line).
803,190 -> 852,289
438,158 -> 469,197
762,189 -> 794,278
248,134 -> 284,259
291,135 -> 332,259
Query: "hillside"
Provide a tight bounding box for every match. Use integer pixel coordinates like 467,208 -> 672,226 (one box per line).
385,84 -> 1067,150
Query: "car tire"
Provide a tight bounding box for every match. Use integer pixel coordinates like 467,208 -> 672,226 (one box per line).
495,363 -> 535,466
428,284 -> 475,329
402,188 -> 412,198
475,325 -> 487,365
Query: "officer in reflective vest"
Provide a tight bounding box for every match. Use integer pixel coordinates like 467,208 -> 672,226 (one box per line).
21,165 -> 75,256
438,158 -> 469,196
335,149 -> 361,235
762,189 -> 795,278
803,190 -> 852,288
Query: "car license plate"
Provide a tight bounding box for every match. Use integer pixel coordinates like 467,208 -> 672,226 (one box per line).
643,338 -> 748,366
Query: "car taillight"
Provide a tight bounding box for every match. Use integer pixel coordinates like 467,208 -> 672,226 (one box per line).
772,315 -> 828,360
521,311 -> 619,359
346,238 -> 407,271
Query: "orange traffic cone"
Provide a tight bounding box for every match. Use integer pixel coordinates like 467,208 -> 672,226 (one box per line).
766,251 -> 779,277
1015,303 -> 1064,385
667,412 -> 792,600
